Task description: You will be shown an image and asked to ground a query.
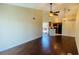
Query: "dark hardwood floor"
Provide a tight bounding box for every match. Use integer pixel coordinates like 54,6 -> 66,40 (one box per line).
0,33 -> 78,55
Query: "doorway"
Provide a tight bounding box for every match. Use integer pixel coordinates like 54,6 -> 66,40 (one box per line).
53,23 -> 62,34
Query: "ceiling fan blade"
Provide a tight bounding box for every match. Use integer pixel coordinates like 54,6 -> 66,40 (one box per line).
54,11 -> 60,13
53,13 -> 58,16
49,3 -> 59,16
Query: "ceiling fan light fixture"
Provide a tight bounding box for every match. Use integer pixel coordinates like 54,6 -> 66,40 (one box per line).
49,3 -> 53,17
49,3 -> 59,16
49,12 -> 53,17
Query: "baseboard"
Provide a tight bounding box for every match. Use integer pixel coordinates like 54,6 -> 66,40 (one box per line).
61,34 -> 75,37
0,36 -> 42,53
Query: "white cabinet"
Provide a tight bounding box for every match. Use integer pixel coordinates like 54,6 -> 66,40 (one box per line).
49,29 -> 55,36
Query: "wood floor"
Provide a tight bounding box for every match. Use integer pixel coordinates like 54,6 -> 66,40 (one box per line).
0,34 -> 78,55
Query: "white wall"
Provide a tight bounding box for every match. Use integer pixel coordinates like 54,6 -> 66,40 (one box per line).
43,11 -> 49,23
60,5 -> 78,37
0,4 -> 43,52
62,19 -> 75,37
75,8 -> 79,53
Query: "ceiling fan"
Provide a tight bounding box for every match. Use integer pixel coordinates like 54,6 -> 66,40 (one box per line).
49,3 -> 60,16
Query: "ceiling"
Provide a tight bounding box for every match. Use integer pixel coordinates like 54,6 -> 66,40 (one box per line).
7,3 -> 79,20
8,3 -> 79,11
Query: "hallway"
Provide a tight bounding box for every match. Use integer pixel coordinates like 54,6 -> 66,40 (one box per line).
0,3 -> 79,55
